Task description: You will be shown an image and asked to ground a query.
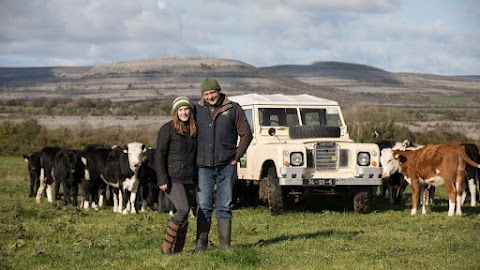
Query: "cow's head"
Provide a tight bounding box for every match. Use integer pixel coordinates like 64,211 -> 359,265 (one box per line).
125,142 -> 147,171
23,153 -> 41,179
380,148 -> 401,178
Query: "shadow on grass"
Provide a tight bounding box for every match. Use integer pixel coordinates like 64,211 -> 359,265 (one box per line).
429,198 -> 480,216
233,195 -> 412,214
233,191 -> 480,215
238,230 -> 361,248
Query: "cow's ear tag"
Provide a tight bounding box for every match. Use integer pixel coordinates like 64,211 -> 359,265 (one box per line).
123,149 -> 128,153
394,153 -> 399,159
24,158 -> 28,162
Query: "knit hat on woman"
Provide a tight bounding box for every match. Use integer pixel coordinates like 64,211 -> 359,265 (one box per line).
171,96 -> 193,115
200,77 -> 221,94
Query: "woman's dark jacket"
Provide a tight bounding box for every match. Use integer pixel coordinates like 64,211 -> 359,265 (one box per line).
155,120 -> 197,186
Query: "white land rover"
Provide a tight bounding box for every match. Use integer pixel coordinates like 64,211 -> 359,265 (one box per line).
230,94 -> 382,214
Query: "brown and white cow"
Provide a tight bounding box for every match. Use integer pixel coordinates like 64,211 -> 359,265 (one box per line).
391,142 -> 480,216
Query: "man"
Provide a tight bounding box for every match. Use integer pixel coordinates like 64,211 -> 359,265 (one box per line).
195,77 -> 253,251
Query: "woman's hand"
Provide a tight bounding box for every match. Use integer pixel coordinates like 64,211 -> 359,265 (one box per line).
160,183 -> 168,192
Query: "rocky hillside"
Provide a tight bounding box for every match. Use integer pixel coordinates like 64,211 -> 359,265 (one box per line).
1,57 -> 479,106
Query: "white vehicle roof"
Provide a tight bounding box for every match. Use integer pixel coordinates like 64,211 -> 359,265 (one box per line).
229,93 -> 339,106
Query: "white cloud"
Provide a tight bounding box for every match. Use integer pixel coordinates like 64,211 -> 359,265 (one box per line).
0,0 -> 478,75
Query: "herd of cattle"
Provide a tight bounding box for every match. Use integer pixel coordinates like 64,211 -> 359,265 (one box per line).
23,143 -> 172,215
378,140 -> 480,216
22,140 -> 480,216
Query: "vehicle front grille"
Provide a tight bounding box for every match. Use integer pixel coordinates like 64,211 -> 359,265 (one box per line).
314,142 -> 339,171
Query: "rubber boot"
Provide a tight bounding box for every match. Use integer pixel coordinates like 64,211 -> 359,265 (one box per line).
161,219 -> 179,255
173,222 -> 188,253
195,219 -> 211,252
217,219 -> 231,250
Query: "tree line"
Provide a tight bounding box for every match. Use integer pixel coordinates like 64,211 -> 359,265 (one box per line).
0,108 -> 474,156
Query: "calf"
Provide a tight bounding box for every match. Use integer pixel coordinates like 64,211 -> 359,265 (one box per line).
461,144 -> 479,206
392,142 -> 480,216
81,142 -> 146,214
52,149 -> 85,206
137,148 -> 172,212
35,147 -> 61,203
23,151 -> 41,197
80,147 -> 113,210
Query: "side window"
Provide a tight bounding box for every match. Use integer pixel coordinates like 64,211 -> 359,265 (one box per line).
244,109 -> 253,133
259,108 -> 298,127
300,109 -> 327,126
326,108 -> 341,126
299,108 -> 341,127
285,108 -> 299,127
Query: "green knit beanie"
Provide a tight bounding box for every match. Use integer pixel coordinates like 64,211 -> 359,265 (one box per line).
200,77 -> 221,94
171,96 -> 193,115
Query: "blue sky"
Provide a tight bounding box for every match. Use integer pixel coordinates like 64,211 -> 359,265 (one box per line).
0,0 -> 479,75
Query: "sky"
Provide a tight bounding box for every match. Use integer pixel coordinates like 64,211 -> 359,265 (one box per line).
1,0 -> 479,75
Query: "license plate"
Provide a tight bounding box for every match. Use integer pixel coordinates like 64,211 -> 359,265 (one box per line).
303,179 -> 336,187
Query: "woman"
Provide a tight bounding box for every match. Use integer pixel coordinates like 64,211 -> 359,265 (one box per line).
156,96 -> 197,254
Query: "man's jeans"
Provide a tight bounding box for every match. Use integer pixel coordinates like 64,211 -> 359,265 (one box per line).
197,163 -> 236,221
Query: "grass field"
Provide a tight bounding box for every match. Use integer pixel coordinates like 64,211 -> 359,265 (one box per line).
1,155 -> 480,270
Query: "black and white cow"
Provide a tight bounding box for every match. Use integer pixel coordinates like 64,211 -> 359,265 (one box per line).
23,151 -> 41,197
80,142 -> 146,214
52,149 -> 85,206
461,143 -> 479,206
80,146 -> 112,210
35,146 -> 61,203
137,148 -> 172,212
378,141 -> 411,204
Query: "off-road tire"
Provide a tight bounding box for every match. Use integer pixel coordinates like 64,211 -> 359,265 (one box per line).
289,125 -> 341,139
353,191 -> 371,214
267,167 -> 284,215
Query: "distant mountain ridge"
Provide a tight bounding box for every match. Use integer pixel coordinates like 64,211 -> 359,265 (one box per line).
1,57 -> 479,106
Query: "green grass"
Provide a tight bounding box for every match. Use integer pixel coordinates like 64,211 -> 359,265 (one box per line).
1,156 -> 480,270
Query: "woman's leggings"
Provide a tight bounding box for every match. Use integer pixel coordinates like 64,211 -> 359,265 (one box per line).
166,183 -> 195,223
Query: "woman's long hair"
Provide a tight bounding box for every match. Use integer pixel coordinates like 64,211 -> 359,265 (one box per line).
171,109 -> 197,138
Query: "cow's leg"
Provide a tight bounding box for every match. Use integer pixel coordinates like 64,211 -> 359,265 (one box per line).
421,185 -> 428,215
120,190 -> 127,214
455,170 -> 464,216
46,183 -> 53,203
396,176 -> 407,204
380,178 -> 387,198
410,179 -> 419,215
72,183 -> 78,207
98,182 -> 107,208
112,192 -> 119,213
467,178 -> 476,207
121,189 -> 131,215
444,175 -> 458,216
130,191 -> 137,214
82,182 -> 90,209
63,181 -> 69,205
388,183 -> 394,204
54,177 -> 62,201
29,176 -> 35,197
141,184 -> 149,212
36,169 -> 45,203
152,185 -> 160,211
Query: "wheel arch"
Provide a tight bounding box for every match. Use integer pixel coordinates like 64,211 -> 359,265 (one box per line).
260,160 -> 276,179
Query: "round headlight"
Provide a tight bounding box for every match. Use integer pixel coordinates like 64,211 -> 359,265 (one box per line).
290,152 -> 303,166
357,152 -> 370,166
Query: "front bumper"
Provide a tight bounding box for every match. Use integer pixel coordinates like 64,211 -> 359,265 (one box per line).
279,167 -> 382,186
